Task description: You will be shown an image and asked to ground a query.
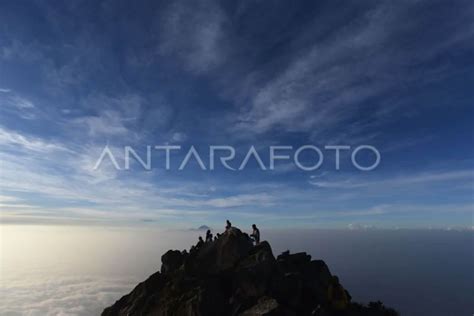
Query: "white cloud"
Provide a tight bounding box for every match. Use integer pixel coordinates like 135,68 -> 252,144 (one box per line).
74,111 -> 130,137
71,93 -> 174,141
0,127 -> 279,224
1,39 -> 43,62
230,1 -> 474,139
224,202 -> 474,224
309,169 -> 474,189
171,132 -> 187,142
232,3 -> 398,134
158,0 -> 227,74
0,127 -> 70,153
0,93 -> 37,119
9,95 -> 35,109
347,223 -> 378,230
201,193 -> 274,208
0,122 -> 471,225
72,93 -> 143,137
0,195 -> 20,202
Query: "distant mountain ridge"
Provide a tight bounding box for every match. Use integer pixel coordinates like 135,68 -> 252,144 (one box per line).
102,227 -> 398,316
189,225 -> 212,231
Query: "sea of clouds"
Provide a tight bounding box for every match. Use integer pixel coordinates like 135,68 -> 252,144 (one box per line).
1,274 -> 137,316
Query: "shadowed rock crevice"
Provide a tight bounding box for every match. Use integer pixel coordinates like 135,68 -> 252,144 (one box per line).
102,228 -> 398,316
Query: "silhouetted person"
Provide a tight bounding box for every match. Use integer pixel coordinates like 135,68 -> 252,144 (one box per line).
205,229 -> 213,242
250,224 -> 260,245
225,220 -> 232,231
196,236 -> 204,250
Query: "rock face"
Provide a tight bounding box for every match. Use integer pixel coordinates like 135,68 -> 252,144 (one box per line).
161,250 -> 184,274
102,228 -> 398,316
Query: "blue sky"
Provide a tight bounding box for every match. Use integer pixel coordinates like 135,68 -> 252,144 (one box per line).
0,0 -> 473,229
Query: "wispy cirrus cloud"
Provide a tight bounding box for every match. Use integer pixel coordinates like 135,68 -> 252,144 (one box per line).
157,0 -> 227,74
308,169 -> 474,189
201,193 -> 275,208
0,128 -> 279,224
0,91 -> 38,119
7,95 -> 34,109
227,1 -> 474,140
0,0 -> 472,229
0,126 -> 70,153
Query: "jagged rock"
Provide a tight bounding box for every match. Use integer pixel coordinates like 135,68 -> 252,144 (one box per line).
102,271 -> 168,316
216,227 -> 254,270
161,250 -> 184,274
230,241 -> 277,311
102,227 -> 398,316
185,227 -> 253,275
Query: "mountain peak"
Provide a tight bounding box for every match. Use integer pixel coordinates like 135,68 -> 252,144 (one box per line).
102,227 -> 397,316
189,225 -> 211,231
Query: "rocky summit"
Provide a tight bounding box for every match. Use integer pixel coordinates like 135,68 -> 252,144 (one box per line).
102,227 -> 398,316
